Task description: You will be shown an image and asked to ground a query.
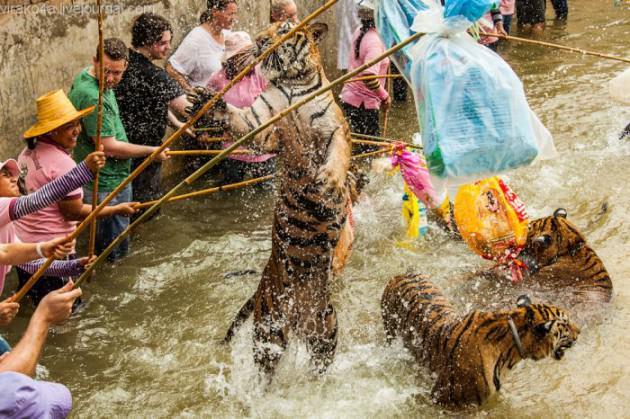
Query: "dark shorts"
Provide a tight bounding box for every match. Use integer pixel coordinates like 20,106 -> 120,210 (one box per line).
517,0 -> 546,25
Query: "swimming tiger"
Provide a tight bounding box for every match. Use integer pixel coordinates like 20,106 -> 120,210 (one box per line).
381,274 -> 580,406
201,21 -> 352,375
516,208 -> 613,303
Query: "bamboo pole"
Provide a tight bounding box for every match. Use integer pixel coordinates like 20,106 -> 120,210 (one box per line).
175,140 -> 396,155
134,175 -> 275,210
351,146 -> 394,160
382,66 -> 393,137
351,132 -> 423,150
72,29 -> 429,288
166,149 -> 255,156
88,0 -> 105,258
13,0 -> 342,302
480,32 -> 630,63
348,74 -> 402,83
137,143 -> 394,210
137,141 -> 392,209
352,138 -> 395,148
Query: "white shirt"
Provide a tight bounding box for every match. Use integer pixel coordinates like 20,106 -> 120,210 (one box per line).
168,27 -> 230,87
337,0 -> 360,70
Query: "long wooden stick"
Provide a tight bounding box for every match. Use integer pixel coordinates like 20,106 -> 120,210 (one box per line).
352,146 -> 394,160
88,0 -> 105,258
352,139 -> 395,148
382,66 -> 393,137
139,142 -> 393,209
138,140 -> 392,209
134,175 -> 275,209
14,0 -> 341,302
349,74 -> 402,83
73,29 -> 428,288
166,149 -> 255,156
175,139 -> 396,155
351,132 -> 423,150
480,32 -> 630,63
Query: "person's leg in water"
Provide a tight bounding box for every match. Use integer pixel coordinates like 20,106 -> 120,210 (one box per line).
390,65 -> 408,102
131,162 -> 162,223
342,102 -> 381,154
83,183 -> 132,262
550,0 -> 568,20
503,14 -> 513,34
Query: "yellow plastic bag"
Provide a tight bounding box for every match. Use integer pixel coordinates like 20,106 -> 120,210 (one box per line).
454,177 -> 528,261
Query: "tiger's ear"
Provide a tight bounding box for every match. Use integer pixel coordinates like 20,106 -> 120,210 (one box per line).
309,22 -> 329,44
533,321 -> 554,338
553,208 -> 568,218
516,295 -> 532,308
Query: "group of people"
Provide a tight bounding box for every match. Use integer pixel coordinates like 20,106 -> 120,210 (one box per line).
0,0 -> 573,415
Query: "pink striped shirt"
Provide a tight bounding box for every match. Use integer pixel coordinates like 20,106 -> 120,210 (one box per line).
16,141 -> 80,244
340,28 -> 390,110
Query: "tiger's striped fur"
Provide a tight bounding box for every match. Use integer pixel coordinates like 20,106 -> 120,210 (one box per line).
219,22 -> 352,375
381,274 -> 580,406
518,209 -> 613,303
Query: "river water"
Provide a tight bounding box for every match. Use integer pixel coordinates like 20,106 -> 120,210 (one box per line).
3,0 -> 629,417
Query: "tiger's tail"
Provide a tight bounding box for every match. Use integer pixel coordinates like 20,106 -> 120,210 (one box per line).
223,294 -> 256,344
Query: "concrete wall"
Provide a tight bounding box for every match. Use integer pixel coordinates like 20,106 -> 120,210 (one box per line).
0,0 -> 341,158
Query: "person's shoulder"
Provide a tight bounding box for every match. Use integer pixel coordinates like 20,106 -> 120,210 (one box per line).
178,26 -> 210,48
69,68 -> 99,106
364,29 -> 383,42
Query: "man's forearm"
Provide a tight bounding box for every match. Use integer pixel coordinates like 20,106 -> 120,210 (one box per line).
0,313 -> 49,376
100,137 -> 156,159
165,62 -> 193,92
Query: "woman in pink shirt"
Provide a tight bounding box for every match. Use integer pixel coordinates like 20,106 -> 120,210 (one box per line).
207,31 -> 275,182
0,152 -> 105,328
339,0 -> 390,153
15,91 -> 136,306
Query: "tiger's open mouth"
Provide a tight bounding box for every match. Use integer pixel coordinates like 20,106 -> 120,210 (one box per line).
554,341 -> 575,360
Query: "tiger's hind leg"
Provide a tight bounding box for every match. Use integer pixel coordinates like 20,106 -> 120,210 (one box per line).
306,304 -> 338,374
252,286 -> 289,378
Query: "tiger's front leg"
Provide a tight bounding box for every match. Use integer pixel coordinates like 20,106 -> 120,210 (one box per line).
316,122 -> 351,197
305,304 -> 338,374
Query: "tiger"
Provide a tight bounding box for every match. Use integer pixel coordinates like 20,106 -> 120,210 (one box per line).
381,273 -> 580,407
515,208 -> 613,304
201,21 -> 353,376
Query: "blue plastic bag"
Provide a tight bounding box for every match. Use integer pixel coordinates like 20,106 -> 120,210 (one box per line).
443,0 -> 496,22
375,0 -> 428,81
407,0 -> 552,185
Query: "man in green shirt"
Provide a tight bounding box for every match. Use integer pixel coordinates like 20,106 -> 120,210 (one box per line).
69,38 -> 168,261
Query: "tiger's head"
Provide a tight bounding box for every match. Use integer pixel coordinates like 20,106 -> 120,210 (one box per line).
255,21 -> 328,82
520,208 -> 587,273
511,295 -> 580,361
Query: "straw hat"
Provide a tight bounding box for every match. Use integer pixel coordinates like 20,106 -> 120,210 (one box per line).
23,89 -> 94,139
0,159 -> 19,177
222,31 -> 253,63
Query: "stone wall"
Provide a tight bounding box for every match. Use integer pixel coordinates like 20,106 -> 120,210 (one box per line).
0,0 -> 341,158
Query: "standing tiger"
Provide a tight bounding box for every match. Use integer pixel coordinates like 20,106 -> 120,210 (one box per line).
516,208 -> 613,303
381,274 -> 580,406
203,21 -> 352,375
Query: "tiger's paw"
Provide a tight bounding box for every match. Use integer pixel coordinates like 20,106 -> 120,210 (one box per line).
316,166 -> 346,198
